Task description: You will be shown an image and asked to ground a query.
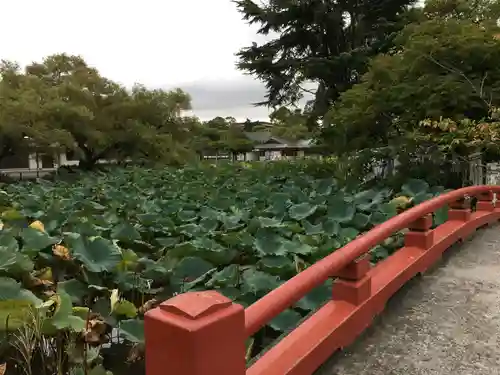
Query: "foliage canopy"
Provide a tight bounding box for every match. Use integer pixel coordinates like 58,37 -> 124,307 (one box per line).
235,0 -> 418,126
0,54 -> 200,169
322,17 -> 500,154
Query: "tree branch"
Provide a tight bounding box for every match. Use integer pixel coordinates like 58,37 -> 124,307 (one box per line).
424,53 -> 492,108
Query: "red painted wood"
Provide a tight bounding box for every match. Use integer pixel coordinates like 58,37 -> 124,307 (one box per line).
246,208 -> 500,375
448,208 -> 471,221
332,255 -> 370,280
332,275 -> 372,305
144,291 -> 246,375
144,185 -> 500,375
404,229 -> 434,249
450,197 -> 470,210
408,213 -> 433,231
244,186 -> 498,337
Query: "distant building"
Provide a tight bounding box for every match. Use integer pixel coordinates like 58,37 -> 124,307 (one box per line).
1,131 -> 320,179
242,132 -> 317,161
202,131 -> 319,161
0,150 -> 100,179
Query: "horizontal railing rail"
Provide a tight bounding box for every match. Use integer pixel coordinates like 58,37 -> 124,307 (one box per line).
145,185 -> 500,375
244,185 -> 492,336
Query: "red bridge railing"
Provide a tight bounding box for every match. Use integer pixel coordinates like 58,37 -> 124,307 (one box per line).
144,185 -> 500,375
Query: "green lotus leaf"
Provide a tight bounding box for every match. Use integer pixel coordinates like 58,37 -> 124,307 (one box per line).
0,277 -> 41,305
354,190 -> 379,211
434,205 -> 449,226
302,220 -> 323,235
191,237 -> 237,265
257,217 -> 284,228
241,268 -> 280,295
370,245 -> 390,262
254,228 -> 287,256
156,236 -> 181,248
0,299 -> 34,331
199,217 -> 219,232
177,223 -> 203,238
258,256 -> 295,277
296,283 -> 331,311
21,227 -> 59,253
282,239 -> 313,255
119,319 -> 145,343
351,212 -> 372,230
339,227 -> 360,242
112,300 -> 137,318
0,246 -> 33,274
328,197 -> 355,223
45,288 -> 86,332
207,264 -> 240,288
314,178 -> 336,196
65,233 -> 122,273
289,203 -> 317,221
59,279 -> 88,305
322,218 -> 340,236
110,222 -> 141,242
269,309 -> 302,332
413,192 -> 434,204
177,209 -> 198,223
170,256 -> 215,291
117,248 -> 139,272
402,179 -> 430,197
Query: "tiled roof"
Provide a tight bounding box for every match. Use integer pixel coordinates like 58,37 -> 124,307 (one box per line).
243,131 -> 314,149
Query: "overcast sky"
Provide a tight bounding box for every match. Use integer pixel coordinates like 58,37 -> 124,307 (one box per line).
1,0 -> 277,121
1,0 -> 425,122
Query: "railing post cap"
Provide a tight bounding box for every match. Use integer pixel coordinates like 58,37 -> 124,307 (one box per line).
144,290 -> 247,375
155,290 -> 233,320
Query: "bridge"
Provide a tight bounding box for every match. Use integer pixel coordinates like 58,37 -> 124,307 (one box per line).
143,186 -> 500,375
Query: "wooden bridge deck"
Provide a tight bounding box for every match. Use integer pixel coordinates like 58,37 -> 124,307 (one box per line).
316,225 -> 500,375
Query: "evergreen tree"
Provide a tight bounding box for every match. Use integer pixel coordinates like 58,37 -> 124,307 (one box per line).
234,0 -> 418,128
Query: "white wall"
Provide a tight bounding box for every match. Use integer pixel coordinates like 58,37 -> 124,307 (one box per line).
57,152 -> 79,167
28,154 -> 38,169
1,152 -> 78,173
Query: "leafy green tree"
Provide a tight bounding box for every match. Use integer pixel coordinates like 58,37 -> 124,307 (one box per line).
200,116 -> 233,155
424,0 -> 500,27
323,18 -> 500,153
14,54 -> 197,169
265,107 -> 311,141
234,0 -> 418,127
0,60 -> 71,164
22,54 -> 138,169
220,123 -> 255,157
127,84 -> 198,165
183,117 -> 212,158
198,117 -> 254,157
241,119 -> 270,132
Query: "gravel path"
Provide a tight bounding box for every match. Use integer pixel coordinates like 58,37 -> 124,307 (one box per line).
316,224 -> 500,375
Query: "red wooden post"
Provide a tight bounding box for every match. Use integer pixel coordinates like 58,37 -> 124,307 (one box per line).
448,197 -> 471,221
145,291 -> 246,375
476,191 -> 495,212
332,254 -> 371,305
404,214 -> 434,249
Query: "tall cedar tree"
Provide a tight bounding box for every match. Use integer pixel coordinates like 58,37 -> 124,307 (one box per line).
234,0 -> 418,128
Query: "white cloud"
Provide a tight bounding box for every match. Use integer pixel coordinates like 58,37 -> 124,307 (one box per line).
0,0 -> 273,120
0,0 -> 425,121
1,0 -> 258,85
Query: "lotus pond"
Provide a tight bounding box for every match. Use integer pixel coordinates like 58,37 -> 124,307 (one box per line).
0,162 -> 449,374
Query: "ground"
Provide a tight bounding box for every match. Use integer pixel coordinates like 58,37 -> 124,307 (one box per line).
316,224 -> 500,375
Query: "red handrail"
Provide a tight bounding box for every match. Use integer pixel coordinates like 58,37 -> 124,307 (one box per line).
245,185 -> 496,335
145,185 -> 500,375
